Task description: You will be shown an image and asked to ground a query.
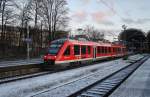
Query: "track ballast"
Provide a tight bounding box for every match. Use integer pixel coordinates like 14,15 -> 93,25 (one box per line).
68,55 -> 149,97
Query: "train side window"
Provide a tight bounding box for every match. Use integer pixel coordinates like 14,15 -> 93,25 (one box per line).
105,47 -> 107,54
97,47 -> 99,54
107,47 -> 109,53
100,47 -> 102,54
74,45 -> 80,55
109,47 -> 111,53
123,48 -> 125,52
81,45 -> 86,54
102,47 -> 104,54
113,48 -> 115,52
107,47 -> 108,53
100,47 -> 103,54
98,46 -> 101,54
64,46 -> 70,56
101,47 -> 103,53
97,46 -> 99,54
87,46 -> 91,54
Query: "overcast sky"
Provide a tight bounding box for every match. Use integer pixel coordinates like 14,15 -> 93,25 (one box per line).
67,0 -> 150,34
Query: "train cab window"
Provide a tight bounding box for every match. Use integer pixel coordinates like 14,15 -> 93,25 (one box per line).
48,39 -> 65,55
87,46 -> 91,54
74,45 -> 80,55
81,45 -> 86,54
64,46 -> 70,56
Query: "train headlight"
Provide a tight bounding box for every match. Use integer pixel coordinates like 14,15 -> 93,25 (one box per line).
44,56 -> 47,59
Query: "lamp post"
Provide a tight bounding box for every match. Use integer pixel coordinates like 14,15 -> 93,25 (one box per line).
27,26 -> 30,61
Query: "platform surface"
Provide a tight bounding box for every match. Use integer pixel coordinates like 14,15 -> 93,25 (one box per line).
110,57 -> 150,97
0,58 -> 42,67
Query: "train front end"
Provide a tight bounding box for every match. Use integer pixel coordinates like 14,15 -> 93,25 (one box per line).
43,39 -> 66,65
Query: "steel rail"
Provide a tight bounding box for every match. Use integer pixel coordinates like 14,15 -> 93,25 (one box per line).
68,56 -> 149,97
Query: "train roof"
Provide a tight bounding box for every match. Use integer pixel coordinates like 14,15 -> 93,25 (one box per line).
51,38 -> 125,48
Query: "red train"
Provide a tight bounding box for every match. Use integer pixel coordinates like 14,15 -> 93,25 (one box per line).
43,38 -> 126,65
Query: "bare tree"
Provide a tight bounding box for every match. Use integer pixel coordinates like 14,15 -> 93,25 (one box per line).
0,0 -> 15,39
40,0 -> 69,41
52,0 -> 69,38
83,25 -> 104,41
15,0 -> 33,46
0,0 -> 69,58
0,0 -> 19,55
29,0 -> 42,28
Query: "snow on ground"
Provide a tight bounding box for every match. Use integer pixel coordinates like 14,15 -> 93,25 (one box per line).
109,57 -> 150,97
0,58 -> 42,67
33,54 -> 145,97
0,54 -> 144,97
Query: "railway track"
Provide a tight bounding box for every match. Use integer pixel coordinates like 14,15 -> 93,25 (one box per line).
68,55 -> 149,97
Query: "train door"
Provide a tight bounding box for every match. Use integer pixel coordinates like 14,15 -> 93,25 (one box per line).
93,46 -> 97,59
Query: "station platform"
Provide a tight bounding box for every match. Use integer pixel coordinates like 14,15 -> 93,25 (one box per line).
110,57 -> 150,97
0,58 -> 43,68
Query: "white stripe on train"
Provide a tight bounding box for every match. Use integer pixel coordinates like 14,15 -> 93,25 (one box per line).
55,54 -> 124,64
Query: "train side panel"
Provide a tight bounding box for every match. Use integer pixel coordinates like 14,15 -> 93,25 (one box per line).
44,39 -> 127,65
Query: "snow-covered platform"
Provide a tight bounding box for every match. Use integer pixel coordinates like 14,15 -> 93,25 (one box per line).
110,57 -> 150,97
0,58 -> 43,67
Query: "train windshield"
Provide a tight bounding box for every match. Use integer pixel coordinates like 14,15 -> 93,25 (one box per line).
48,39 -> 66,55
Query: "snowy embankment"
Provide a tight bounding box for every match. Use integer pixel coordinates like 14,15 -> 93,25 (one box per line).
0,58 -> 42,67
0,54 -> 144,97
